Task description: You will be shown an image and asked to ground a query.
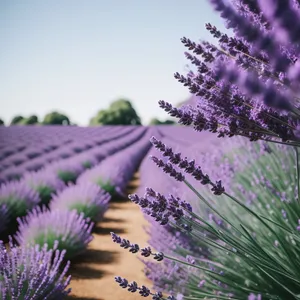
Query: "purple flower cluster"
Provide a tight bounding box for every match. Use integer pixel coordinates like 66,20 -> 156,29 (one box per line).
15,207 -> 94,259
129,189 -> 192,227
0,239 -> 71,299
157,1 -> 300,146
150,136 -> 225,195
50,182 -> 111,222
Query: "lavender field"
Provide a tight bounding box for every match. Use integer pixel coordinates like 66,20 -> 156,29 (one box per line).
0,125 -> 219,299
2,0 -> 300,299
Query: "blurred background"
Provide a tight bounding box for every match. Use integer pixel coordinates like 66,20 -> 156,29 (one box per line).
0,0 -> 226,126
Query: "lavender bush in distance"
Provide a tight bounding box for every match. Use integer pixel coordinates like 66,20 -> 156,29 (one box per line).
50,182 -> 111,222
23,170 -> 65,206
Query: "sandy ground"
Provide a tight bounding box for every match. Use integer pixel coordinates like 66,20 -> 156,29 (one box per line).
67,173 -> 151,300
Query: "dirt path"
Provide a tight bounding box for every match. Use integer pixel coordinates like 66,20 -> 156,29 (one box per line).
67,173 -> 151,300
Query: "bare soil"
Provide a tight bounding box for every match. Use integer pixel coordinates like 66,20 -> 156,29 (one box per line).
67,173 -> 151,300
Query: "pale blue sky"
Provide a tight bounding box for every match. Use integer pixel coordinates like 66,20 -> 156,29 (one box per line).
0,0 -> 226,125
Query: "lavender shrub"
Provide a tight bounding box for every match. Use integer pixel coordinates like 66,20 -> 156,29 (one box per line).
23,170 -> 66,206
15,207 -> 93,260
0,241 -> 71,300
0,181 -> 40,228
113,1 -> 300,299
50,182 -> 111,222
0,239 -> 71,299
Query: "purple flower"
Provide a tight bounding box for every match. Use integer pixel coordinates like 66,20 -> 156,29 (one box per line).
157,0 -> 300,146
15,207 -> 94,259
0,239 -> 71,299
50,182 -> 110,222
248,293 -> 262,300
114,276 -> 164,298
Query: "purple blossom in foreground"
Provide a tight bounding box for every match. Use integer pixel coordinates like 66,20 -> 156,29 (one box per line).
23,170 -> 66,205
129,190 -> 186,227
157,0 -> 300,146
15,207 -> 94,259
248,293 -> 262,300
50,182 -> 111,222
150,156 -> 185,182
115,277 -> 176,299
0,180 -> 40,221
111,232 -> 164,262
150,136 -> 225,195
0,239 -> 71,299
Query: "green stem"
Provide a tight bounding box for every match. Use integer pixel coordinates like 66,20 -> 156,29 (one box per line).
294,147 -> 300,204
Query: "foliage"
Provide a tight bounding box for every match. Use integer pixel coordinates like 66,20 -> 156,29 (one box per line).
0,119 -> 4,126
20,115 -> 39,125
149,118 -> 176,125
90,99 -> 141,125
42,111 -> 70,125
10,115 -> 24,125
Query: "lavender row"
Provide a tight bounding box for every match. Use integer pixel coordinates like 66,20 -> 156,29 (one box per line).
77,127 -> 156,196
0,126 -> 112,161
0,126 -> 147,239
0,126 -> 138,182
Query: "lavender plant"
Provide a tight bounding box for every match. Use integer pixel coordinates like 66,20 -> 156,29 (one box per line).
0,239 -> 71,299
50,182 -> 111,222
15,208 -> 94,260
23,170 -> 65,206
112,1 -> 300,299
46,161 -> 85,184
0,181 -> 40,229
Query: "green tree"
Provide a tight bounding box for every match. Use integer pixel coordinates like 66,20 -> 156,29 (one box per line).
42,111 -> 70,125
10,115 -> 24,125
90,99 -> 141,125
20,115 -> 39,125
149,118 -> 175,125
0,119 -> 4,126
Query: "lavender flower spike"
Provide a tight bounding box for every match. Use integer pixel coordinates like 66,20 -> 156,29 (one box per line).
15,207 -> 94,259
114,277 -> 164,299
50,182 -> 111,222
0,238 -> 71,299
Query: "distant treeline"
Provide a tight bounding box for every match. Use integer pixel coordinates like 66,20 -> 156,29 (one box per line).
0,99 -> 175,126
